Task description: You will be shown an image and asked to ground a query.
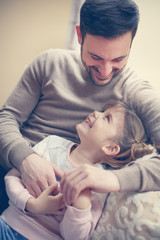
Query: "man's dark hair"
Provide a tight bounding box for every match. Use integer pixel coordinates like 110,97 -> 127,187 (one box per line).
80,0 -> 139,42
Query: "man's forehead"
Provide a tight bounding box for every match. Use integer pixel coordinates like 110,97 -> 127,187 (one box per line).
84,32 -> 132,58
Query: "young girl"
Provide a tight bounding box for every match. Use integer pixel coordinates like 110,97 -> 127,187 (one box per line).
0,102 -> 155,240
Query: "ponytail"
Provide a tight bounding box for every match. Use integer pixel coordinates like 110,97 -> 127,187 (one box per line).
131,142 -> 154,160
101,142 -> 155,169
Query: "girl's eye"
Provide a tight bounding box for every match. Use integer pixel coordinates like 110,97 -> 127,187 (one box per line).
105,114 -> 110,122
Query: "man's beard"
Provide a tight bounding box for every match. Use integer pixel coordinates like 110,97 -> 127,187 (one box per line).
80,46 -> 124,86
82,58 -> 118,86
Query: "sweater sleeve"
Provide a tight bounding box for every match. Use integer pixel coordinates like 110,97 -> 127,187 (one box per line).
0,51 -> 47,170
117,69 -> 160,191
4,168 -> 32,211
60,193 -> 104,240
112,153 -> 160,192
123,69 -> 160,146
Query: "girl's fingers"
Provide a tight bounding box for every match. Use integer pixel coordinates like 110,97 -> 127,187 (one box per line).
42,183 -> 58,196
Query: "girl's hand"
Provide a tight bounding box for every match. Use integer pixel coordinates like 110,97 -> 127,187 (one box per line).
26,183 -> 65,215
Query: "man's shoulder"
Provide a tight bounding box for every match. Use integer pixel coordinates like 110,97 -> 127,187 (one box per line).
29,48 -> 81,75
120,65 -> 139,82
120,65 -> 151,90
38,48 -> 80,61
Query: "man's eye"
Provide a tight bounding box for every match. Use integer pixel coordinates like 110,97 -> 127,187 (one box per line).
113,58 -> 123,63
91,55 -> 100,61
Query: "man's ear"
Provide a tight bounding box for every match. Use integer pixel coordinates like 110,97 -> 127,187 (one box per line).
101,144 -> 120,156
76,25 -> 82,44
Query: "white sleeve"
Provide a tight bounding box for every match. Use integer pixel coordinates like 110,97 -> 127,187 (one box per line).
32,136 -> 52,161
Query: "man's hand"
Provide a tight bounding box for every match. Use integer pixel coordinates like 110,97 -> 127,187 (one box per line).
60,164 -> 120,205
20,153 -> 63,197
26,183 -> 66,215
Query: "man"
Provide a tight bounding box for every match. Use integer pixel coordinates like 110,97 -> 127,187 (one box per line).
0,0 -> 160,212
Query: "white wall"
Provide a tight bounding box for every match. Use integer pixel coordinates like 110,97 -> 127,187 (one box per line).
0,0 -> 160,105
128,0 -> 160,90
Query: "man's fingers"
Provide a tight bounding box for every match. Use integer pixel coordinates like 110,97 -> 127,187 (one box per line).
60,168 -> 79,192
60,170 -> 77,199
25,185 -> 37,198
60,169 -> 87,205
51,162 -> 64,179
66,172 -> 87,204
36,176 -> 51,192
30,181 -> 43,197
44,174 -> 57,189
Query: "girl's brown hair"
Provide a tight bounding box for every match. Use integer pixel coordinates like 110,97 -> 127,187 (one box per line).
100,101 -> 154,168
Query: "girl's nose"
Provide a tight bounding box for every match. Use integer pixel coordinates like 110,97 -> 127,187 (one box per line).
93,111 -> 100,119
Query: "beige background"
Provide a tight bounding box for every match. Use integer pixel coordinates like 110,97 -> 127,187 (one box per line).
0,0 -> 72,105
0,0 -> 160,105
128,0 -> 160,91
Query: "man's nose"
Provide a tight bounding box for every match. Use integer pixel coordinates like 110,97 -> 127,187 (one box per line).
99,61 -> 112,77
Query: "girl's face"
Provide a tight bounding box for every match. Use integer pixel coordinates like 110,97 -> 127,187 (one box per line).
76,106 -> 125,153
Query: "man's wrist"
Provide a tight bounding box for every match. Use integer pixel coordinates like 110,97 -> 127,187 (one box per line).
108,171 -> 120,192
20,153 -> 37,173
9,143 -> 34,170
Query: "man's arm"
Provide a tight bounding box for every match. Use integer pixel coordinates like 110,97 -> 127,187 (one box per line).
0,51 -> 63,196
123,70 -> 160,146
0,53 -> 44,170
61,153 -> 160,205
113,154 -> 160,192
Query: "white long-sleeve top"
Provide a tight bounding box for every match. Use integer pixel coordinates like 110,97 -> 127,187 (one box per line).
1,135 -> 106,240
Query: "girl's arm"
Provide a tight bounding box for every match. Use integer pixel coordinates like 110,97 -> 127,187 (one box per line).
72,189 -> 91,210
5,168 -> 65,214
5,168 -> 33,211
60,189 -> 104,240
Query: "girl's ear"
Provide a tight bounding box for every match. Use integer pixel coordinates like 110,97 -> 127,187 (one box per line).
101,144 -> 120,156
76,25 -> 82,44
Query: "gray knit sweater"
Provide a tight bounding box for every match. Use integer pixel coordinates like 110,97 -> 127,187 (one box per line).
0,48 -> 160,192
